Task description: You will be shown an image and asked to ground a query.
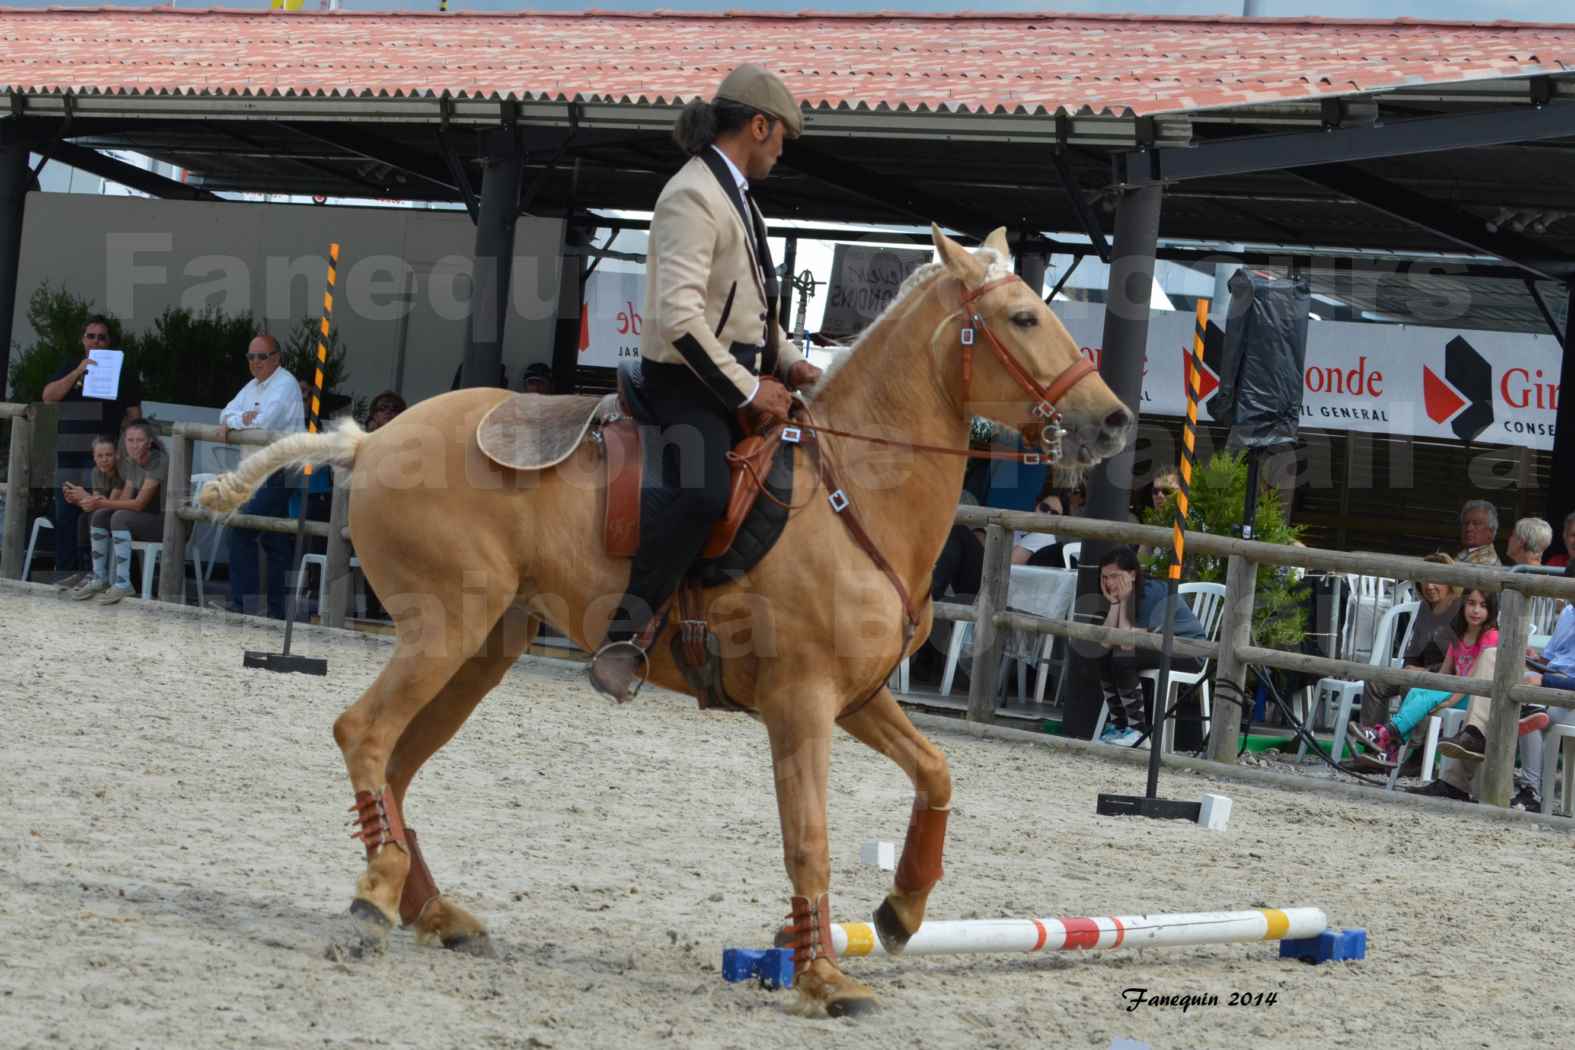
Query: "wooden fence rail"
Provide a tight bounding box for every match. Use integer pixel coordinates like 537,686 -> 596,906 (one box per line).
952,506 -> 1575,809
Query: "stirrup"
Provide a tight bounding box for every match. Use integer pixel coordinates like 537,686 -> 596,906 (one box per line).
588,639 -> 651,703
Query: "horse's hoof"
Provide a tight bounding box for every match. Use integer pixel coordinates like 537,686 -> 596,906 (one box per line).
322,899 -> 392,961
872,899 -> 913,956
441,932 -> 497,959
826,995 -> 879,1019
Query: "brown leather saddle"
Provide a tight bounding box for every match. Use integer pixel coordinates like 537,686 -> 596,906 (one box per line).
602,360 -> 792,565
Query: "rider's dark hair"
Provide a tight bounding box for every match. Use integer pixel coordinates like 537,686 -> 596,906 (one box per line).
672,99 -> 778,156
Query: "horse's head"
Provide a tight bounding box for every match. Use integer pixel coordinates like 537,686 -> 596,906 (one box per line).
930,225 -> 1133,469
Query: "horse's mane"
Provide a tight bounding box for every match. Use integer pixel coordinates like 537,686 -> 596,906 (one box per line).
811,247 -> 1014,394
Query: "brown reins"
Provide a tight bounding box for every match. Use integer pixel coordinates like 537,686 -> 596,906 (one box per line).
755,271 -> 1100,720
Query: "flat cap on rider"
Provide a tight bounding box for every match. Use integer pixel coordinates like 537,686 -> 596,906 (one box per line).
714,63 -> 803,139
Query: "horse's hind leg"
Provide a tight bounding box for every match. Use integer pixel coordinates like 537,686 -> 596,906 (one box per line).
836,686 -> 952,954
383,605 -> 539,957
328,580 -> 518,955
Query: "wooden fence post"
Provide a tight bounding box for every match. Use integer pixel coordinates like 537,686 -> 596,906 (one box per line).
1482,587 -> 1531,807
966,523 -> 1013,723
1206,554 -> 1257,764
157,431 -> 192,603
1,407 -> 33,580
323,470 -> 351,629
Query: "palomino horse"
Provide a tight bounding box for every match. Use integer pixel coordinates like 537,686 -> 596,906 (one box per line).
201,225 -> 1131,1016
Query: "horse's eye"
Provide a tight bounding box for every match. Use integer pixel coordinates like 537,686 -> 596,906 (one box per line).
1010,311 -> 1038,328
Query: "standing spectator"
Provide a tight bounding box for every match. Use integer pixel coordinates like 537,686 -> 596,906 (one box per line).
1456,499 -> 1502,567
213,334 -> 304,619
39,315 -> 143,574
1544,511 -> 1575,568
54,435 -> 124,591
521,363 -> 555,395
365,390 -> 407,432
1149,469 -> 1181,511
1505,517 -> 1552,566
67,421 -> 167,605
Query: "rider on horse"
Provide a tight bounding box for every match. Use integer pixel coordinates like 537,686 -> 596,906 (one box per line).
588,64 -> 823,702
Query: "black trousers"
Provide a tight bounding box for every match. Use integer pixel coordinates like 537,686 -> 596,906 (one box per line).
1067,645 -> 1206,741
607,361 -> 741,642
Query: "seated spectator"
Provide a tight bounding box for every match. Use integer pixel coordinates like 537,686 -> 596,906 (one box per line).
1013,491 -> 1063,565
54,435 -> 124,592
1349,553 -> 1461,769
1544,511 -> 1575,568
1509,564 -> 1575,811
1089,546 -> 1206,747
365,390 -> 408,432
521,363 -> 555,395
1456,499 -> 1502,566
1149,469 -> 1181,511
1349,589 -> 1545,799
1505,516 -> 1552,566
66,421 -> 167,605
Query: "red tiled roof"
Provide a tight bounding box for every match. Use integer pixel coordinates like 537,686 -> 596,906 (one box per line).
1,8 -> 1573,117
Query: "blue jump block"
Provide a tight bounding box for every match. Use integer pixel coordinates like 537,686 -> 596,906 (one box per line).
1279,928 -> 1367,964
721,947 -> 795,989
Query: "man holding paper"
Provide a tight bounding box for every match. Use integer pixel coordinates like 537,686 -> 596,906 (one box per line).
41,316 -> 144,576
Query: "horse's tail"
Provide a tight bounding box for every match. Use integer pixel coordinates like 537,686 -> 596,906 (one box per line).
198,417 -> 368,514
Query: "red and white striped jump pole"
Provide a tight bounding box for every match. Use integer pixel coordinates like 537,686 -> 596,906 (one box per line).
832,907 -> 1327,958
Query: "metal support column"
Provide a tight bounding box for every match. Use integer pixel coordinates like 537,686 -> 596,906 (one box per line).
460,126 -> 523,390
0,126 -> 30,395
1016,244 -> 1048,300
1546,281 -> 1575,553
1065,183 -> 1163,740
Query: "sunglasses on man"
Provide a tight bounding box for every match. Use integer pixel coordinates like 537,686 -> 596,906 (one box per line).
245,350 -> 278,362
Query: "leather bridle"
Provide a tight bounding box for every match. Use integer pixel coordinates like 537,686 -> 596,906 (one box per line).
777,272 -> 1099,467
765,270 -> 1101,721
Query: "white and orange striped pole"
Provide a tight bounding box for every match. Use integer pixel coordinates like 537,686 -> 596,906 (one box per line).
833,907 -> 1325,959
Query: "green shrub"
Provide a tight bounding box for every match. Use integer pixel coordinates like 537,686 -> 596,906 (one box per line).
129,306 -> 261,408
1140,450 -> 1307,651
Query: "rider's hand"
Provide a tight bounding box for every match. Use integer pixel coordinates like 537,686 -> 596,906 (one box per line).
785,360 -> 823,391
747,378 -> 793,424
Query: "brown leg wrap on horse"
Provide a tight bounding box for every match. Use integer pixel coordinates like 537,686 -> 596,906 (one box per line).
783,893 -> 837,978
398,827 -> 441,927
894,801 -> 949,895
350,786 -> 408,858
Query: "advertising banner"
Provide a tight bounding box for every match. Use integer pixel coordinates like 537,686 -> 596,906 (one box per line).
1049,301 -> 1562,449
579,270 -> 646,368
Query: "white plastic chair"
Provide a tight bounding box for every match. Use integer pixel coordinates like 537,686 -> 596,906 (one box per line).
127,475 -> 226,603
1341,574 -> 1396,663
1299,601 -> 1419,763
1062,542 -> 1081,569
1090,582 -> 1227,749
293,552 -> 366,620
1540,722 -> 1575,817
20,516 -> 53,581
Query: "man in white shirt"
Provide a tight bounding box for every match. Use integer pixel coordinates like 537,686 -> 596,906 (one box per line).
215,335 -> 305,618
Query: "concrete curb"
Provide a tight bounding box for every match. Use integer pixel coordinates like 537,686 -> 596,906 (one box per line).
906,711 -> 1575,836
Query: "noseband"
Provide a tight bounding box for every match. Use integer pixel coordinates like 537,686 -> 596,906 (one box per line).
954,274 -> 1098,463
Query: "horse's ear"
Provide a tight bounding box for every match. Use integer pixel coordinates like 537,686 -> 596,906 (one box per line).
982,226 -> 1011,258
932,223 -> 981,279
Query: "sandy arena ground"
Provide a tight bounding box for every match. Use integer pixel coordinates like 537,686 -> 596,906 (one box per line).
2,585 -> 1571,1050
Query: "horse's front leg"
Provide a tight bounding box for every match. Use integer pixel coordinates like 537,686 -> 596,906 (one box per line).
836,686 -> 952,953
761,692 -> 878,1018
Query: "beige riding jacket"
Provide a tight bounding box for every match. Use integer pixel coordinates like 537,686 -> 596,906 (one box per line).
639,151 -> 804,410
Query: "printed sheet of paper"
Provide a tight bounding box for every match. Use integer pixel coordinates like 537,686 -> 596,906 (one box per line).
81,349 -> 124,401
